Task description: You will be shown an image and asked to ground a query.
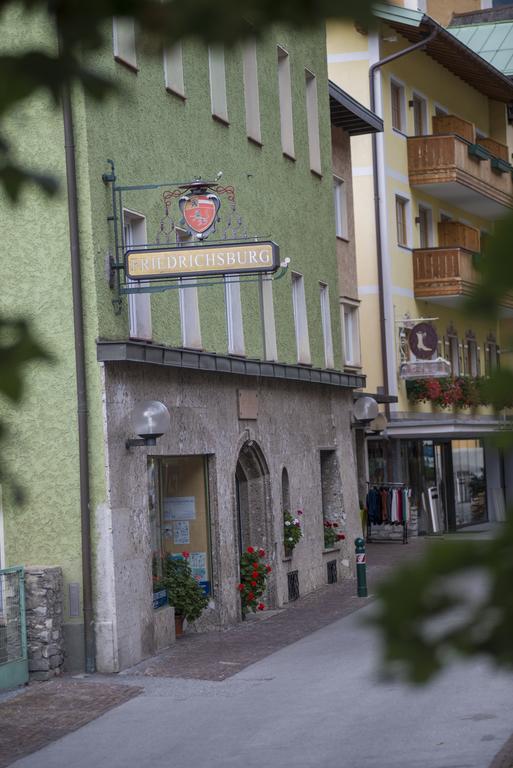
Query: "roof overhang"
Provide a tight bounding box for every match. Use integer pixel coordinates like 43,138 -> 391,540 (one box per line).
97,341 -> 366,390
378,414 -> 513,439
329,81 -> 383,135
373,2 -> 513,102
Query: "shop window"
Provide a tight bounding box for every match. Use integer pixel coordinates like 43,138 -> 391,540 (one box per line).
163,43 -> 185,98
485,333 -> 500,375
342,301 -> 360,367
319,283 -> 334,369
464,331 -> 480,377
208,45 -> 228,123
305,69 -> 321,175
225,276 -> 245,355
320,450 -> 344,544
291,272 -> 311,365
242,37 -> 261,144
259,277 -> 278,361
277,45 -> 294,158
395,195 -> 409,247
113,17 -> 137,71
333,176 -> 348,239
123,210 -> 152,341
390,79 -> 405,133
149,456 -> 213,596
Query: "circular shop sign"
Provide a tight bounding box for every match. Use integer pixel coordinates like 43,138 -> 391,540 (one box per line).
409,323 -> 438,360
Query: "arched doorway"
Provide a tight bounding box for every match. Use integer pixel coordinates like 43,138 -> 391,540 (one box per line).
235,441 -> 275,609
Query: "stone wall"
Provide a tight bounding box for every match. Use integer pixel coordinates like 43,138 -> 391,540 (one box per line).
25,567 -> 65,681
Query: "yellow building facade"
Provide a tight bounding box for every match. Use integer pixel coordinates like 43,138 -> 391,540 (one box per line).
328,2 -> 513,534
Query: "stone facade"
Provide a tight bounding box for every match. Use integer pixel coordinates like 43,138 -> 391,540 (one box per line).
94,362 -> 362,673
25,567 -> 65,681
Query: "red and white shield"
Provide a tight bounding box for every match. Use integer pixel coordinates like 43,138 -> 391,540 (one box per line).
180,194 -> 220,235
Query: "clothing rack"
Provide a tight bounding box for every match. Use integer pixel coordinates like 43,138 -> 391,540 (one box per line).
365,482 -> 410,544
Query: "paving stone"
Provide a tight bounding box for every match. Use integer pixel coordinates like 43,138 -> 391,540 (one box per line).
0,679 -> 142,768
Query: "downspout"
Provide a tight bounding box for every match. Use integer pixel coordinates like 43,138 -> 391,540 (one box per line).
58,28 -> 96,673
369,25 -> 438,418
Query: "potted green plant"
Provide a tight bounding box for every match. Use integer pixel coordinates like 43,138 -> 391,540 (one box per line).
323,520 -> 345,549
238,547 -> 272,614
283,510 -> 303,556
152,552 -> 168,610
161,552 -> 209,636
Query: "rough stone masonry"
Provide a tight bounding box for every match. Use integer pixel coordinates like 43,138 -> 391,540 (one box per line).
25,567 -> 65,681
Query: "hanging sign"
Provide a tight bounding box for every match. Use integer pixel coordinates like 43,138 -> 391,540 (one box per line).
179,192 -> 220,239
409,323 -> 438,359
126,241 -> 279,280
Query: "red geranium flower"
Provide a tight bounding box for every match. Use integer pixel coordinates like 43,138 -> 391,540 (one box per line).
237,583 -> 244,591
258,548 -> 265,557
252,571 -> 259,578
248,592 -> 254,600
337,534 -> 346,541
257,603 -> 265,611
266,565 -> 272,573
251,580 -> 257,587
247,546 -> 254,554
182,551 -> 190,559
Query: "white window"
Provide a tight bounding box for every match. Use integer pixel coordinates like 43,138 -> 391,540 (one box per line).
242,38 -> 261,144
390,79 -> 405,133
259,277 -> 278,361
291,272 -> 311,364
411,92 -> 428,136
417,204 -> 433,248
164,43 -> 185,98
277,45 -> 294,158
176,231 -> 201,349
113,17 -> 137,71
123,210 -> 152,341
319,283 -> 334,369
225,277 -> 245,355
208,46 -> 228,123
342,302 -> 360,367
395,195 -> 409,247
448,331 -> 461,376
464,332 -> 479,377
305,70 -> 321,175
333,176 -> 348,239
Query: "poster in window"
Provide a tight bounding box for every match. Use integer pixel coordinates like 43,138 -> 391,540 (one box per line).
163,496 -> 196,521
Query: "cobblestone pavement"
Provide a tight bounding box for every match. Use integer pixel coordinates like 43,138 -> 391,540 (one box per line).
0,679 -> 142,768
123,537 -> 426,682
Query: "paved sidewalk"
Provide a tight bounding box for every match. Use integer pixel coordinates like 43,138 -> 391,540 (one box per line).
123,537 -> 425,681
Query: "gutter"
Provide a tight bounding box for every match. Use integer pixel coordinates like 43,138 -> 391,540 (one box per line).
58,28 -> 96,673
368,25 -> 438,418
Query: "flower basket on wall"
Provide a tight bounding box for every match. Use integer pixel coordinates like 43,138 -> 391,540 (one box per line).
238,547 -> 272,614
283,510 -> 303,557
405,377 -> 490,409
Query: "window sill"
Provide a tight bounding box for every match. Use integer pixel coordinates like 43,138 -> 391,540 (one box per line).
248,135 -> 263,148
336,235 -> 350,243
283,151 -> 296,162
344,363 -> 362,372
392,128 -> 407,139
165,86 -> 186,101
282,556 -> 292,563
114,56 -> 139,74
310,169 -> 323,180
322,547 -> 340,554
212,113 -> 230,127
397,244 -> 413,252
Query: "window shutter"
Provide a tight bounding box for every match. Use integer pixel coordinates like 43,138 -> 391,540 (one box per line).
476,345 -> 481,377
462,341 -> 469,376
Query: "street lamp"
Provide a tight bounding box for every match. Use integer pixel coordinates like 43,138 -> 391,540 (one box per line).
126,400 -> 170,449
352,396 -> 379,425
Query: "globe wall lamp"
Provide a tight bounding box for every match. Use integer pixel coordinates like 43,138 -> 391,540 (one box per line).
352,396 -> 379,426
126,400 -> 171,449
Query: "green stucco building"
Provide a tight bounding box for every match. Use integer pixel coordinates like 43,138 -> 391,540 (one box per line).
1,9 -> 368,671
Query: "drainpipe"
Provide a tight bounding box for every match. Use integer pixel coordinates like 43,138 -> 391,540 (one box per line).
369,26 -> 438,419
58,27 -> 96,674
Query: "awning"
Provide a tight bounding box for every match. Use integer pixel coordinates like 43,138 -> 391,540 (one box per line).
329,81 -> 384,135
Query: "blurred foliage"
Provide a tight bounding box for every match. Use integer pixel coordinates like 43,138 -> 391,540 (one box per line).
373,210 -> 513,684
0,0 -> 375,199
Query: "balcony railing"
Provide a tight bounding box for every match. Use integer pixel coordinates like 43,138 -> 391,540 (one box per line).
412,246 -> 513,312
407,133 -> 513,219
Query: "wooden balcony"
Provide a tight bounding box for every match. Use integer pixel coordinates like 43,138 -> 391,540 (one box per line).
408,133 -> 513,219
413,246 -> 513,313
